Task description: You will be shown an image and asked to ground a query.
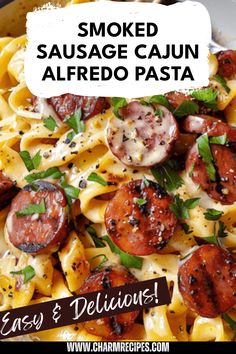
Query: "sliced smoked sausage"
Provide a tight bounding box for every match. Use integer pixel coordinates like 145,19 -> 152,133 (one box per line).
186,143 -> 236,204
216,50 -> 236,79
6,180 -> 68,254
178,244 -> 236,318
79,266 -> 139,339
47,94 -> 108,120
105,179 -> 177,256
0,171 -> 18,210
107,101 -> 179,167
183,114 -> 236,142
165,91 -> 192,109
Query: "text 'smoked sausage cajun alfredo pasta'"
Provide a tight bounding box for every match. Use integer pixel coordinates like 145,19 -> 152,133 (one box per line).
0,0 -> 236,342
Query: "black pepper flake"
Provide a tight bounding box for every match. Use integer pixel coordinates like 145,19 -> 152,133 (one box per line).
8,291 -> 13,298
189,275 -> 197,285
79,179 -> 87,189
67,163 -> 74,169
71,151 -> 78,155
122,134 -> 129,142
69,142 -> 76,148
62,156 -> 66,161
19,130 -> 24,135
128,217 -> 140,226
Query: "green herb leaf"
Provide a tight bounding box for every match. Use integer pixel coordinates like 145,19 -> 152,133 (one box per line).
111,97 -> 127,118
90,254 -> 108,270
87,172 -> 108,186
213,74 -> 230,94
65,131 -> 75,143
154,108 -> 164,117
25,167 -> 63,183
43,116 -> 58,132
102,235 -> 143,269
133,197 -> 147,206
86,225 -> 105,248
19,150 -> 42,172
31,150 -> 42,169
189,163 -> 195,178
202,235 -> 218,245
64,109 -> 85,134
197,133 -> 216,181
204,208 -> 223,221
141,176 -> 150,188
218,220 -> 228,238
170,195 -> 200,220
173,100 -> 199,118
151,160 -> 184,192
16,199 -> 46,217
181,223 -> 193,234
60,175 -> 80,205
209,133 -> 227,145
148,95 -> 172,110
222,313 -> 236,330
11,265 -> 36,284
191,88 -> 218,110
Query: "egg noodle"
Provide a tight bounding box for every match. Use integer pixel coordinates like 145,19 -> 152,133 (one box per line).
0,0 -> 236,342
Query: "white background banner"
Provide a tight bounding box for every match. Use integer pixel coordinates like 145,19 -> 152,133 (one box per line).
25,1 -> 211,98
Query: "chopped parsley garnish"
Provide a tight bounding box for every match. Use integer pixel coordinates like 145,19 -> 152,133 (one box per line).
11,265 -> 36,284
19,150 -> 42,172
43,116 -> 58,132
181,223 -> 193,234
148,95 -> 172,111
151,159 -> 184,192
87,172 -> 108,186
141,176 -> 150,188
213,74 -> 230,94
154,108 -> 164,117
222,313 -> 236,330
202,221 -> 228,245
173,100 -> 199,118
60,175 -> 80,205
133,197 -> 147,206
90,254 -> 108,270
25,167 -> 63,183
197,133 -> 216,181
204,208 -> 223,221
189,163 -> 195,178
65,131 -> 75,144
170,195 -> 200,220
111,97 -> 127,118
191,88 -> 217,110
209,133 -> 227,145
102,235 -> 143,269
218,220 -> 228,238
64,108 -> 85,134
16,199 -> 46,217
86,225 -> 105,248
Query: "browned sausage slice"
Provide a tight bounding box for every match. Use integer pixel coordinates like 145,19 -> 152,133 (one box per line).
183,114 -> 236,142
186,143 -> 236,204
107,101 -> 179,167
6,181 -> 68,254
178,244 -> 236,318
0,171 -> 18,210
33,94 -> 109,121
216,50 -> 236,79
105,179 -> 177,256
47,94 -> 108,120
79,266 -> 139,339
165,91 -> 192,109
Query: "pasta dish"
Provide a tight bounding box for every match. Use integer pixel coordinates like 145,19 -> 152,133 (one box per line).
0,0 -> 236,342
